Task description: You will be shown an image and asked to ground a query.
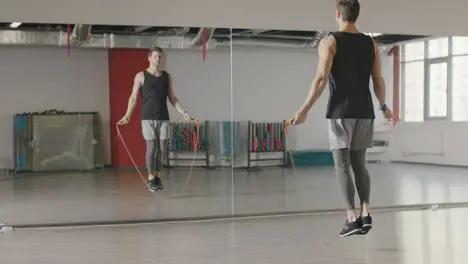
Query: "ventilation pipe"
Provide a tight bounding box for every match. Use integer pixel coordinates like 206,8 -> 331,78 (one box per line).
233,29 -> 270,36
216,39 -> 316,49
70,24 -> 92,45
0,30 -> 321,50
190,27 -> 216,47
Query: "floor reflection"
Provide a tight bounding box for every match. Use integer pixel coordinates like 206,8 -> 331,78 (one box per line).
1,208 -> 467,264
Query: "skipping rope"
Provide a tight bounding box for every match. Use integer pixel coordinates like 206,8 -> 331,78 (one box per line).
284,121 -> 296,171
116,120 -> 200,194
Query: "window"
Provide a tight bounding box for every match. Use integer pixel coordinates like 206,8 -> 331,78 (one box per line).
403,62 -> 424,122
401,37 -> 468,122
404,41 -> 424,61
452,56 -> 468,121
428,38 -> 449,59
428,62 -> 448,117
452,37 -> 468,56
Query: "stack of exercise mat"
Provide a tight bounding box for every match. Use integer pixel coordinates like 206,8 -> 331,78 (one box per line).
216,121 -> 241,160
248,121 -> 287,152
169,121 -> 209,152
247,121 -> 288,168
166,120 -> 288,169
167,121 -> 241,168
13,111 -> 104,172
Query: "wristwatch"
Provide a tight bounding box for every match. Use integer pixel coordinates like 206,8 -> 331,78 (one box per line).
380,104 -> 387,111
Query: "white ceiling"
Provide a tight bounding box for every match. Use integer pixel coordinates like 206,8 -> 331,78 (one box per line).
1,0 -> 466,36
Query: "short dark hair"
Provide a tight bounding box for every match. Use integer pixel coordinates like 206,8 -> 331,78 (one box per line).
148,46 -> 163,56
336,0 -> 360,22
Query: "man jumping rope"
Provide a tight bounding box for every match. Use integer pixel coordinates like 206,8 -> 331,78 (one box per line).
119,46 -> 194,192
290,0 -> 393,237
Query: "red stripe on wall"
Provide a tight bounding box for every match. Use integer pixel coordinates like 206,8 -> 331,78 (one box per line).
109,49 -> 148,167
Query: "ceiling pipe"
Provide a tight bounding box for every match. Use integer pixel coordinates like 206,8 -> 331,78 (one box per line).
70,24 -> 92,45
216,33 -> 315,41
0,30 -> 321,50
134,26 -> 152,33
216,39 -> 315,49
190,27 -> 216,46
233,29 -> 270,36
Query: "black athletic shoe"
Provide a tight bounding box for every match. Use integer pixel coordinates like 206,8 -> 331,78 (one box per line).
155,177 -> 164,190
339,219 -> 362,238
360,215 -> 373,234
147,179 -> 159,192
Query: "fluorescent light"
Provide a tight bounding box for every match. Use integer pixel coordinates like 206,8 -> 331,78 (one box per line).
9,22 -> 22,28
365,32 -> 382,37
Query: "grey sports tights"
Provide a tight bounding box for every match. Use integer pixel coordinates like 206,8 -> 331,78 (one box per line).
332,148 -> 370,209
146,140 -> 167,174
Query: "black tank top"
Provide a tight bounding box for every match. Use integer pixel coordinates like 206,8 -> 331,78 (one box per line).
326,32 -> 375,119
140,70 -> 170,120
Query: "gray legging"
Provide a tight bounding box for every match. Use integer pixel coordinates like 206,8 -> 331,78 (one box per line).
332,148 -> 370,210
146,139 -> 167,174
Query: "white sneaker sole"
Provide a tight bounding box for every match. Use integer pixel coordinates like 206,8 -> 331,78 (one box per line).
340,228 -> 362,238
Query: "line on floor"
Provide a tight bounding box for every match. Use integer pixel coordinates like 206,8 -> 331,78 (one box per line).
6,201 -> 468,231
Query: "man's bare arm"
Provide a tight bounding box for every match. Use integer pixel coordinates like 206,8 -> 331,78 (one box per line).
123,72 -> 143,118
371,40 -> 386,107
167,74 -> 188,116
300,36 -> 335,112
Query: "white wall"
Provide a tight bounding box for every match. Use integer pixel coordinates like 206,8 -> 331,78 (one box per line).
0,47 -> 111,167
2,0 -> 467,36
389,121 -> 468,167
165,47 -> 394,151
0,45 -> 393,169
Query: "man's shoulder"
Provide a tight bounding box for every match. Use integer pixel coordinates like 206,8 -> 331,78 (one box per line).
136,70 -> 145,77
319,35 -> 336,49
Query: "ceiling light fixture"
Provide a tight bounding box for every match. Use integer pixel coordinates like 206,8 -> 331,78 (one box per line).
9,22 -> 22,28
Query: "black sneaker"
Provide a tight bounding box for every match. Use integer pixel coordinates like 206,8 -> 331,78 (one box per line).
360,215 -> 372,234
147,179 -> 159,192
155,177 -> 164,190
339,219 -> 362,238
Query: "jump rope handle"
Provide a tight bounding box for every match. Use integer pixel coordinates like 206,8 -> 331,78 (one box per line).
392,117 -> 400,127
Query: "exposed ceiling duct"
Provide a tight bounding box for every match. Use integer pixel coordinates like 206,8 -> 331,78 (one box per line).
0,30 -> 390,51
190,27 -> 216,47
70,24 -> 92,45
133,26 -> 152,33
233,29 -> 270,36
216,39 -> 316,49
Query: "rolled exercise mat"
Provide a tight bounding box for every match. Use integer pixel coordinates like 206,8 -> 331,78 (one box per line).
252,122 -> 258,152
269,123 -> 274,151
184,125 -> 189,151
275,123 -> 280,150
199,123 -> 204,150
266,124 -> 270,151
216,121 -> 221,157
262,123 -> 267,151
234,122 -> 240,157
281,122 -> 286,150
28,114 -> 33,169
13,115 -> 19,169
21,115 -> 26,169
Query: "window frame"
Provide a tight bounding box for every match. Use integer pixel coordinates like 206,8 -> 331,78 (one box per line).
451,54 -> 468,121
400,37 -> 456,122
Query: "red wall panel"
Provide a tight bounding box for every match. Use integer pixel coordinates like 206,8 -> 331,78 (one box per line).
109,49 -> 148,167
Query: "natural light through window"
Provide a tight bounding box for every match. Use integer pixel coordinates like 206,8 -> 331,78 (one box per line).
401,37 -> 468,122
